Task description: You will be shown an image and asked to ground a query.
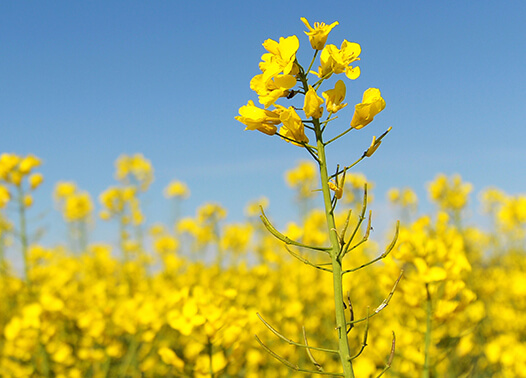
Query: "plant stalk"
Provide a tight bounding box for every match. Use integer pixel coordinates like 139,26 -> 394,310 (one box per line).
315,120 -> 354,378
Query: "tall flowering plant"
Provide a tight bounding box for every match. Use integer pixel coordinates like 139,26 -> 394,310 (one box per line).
236,18 -> 401,377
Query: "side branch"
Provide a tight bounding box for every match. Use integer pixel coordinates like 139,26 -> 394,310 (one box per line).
257,313 -> 339,354
303,326 -> 325,372
260,207 -> 331,253
347,270 -> 404,326
255,336 -> 344,377
342,221 -> 399,274
376,332 -> 396,378
349,308 -> 370,361
339,184 -> 368,259
285,245 -> 333,273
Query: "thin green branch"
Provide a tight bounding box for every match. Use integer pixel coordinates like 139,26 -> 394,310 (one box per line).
275,131 -> 318,152
257,313 -> 340,354
306,50 -> 319,75
342,221 -> 399,274
346,292 -> 354,334
325,126 -> 355,145
347,271 -> 404,326
343,210 -> 372,255
255,335 -> 344,376
349,308 -> 370,361
339,185 -> 368,259
260,208 -> 331,253
328,157 -> 365,180
284,245 -> 333,273
360,127 -> 393,159
376,332 -> 396,378
339,209 -> 353,247
303,326 -> 325,372
305,144 -> 321,163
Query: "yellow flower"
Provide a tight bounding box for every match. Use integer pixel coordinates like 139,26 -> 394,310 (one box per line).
304,86 -> 324,119
312,40 -> 361,79
28,173 -> 44,190
0,153 -> 21,180
300,17 -> 339,50
154,235 -> 179,254
23,194 -> 33,208
259,35 -> 300,81
18,154 -> 41,174
285,161 -> 317,198
364,135 -> 381,157
198,203 -> 227,223
428,174 -> 472,211
350,88 -> 386,129
322,80 -> 347,113
64,192 -> 93,222
244,196 -> 269,217
235,100 -> 281,135
328,180 -> 343,199
115,154 -> 154,191
0,185 -> 10,208
413,257 -> 447,283
54,182 -> 77,199
250,74 -> 296,108
158,347 -> 184,369
279,106 -> 309,146
388,187 -> 418,209
164,180 -> 190,199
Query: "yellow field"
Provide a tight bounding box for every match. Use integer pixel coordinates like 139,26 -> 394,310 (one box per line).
1,154 -> 525,377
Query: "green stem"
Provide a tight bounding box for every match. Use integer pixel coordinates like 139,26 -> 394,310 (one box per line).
315,120 -> 354,378
423,283 -> 432,378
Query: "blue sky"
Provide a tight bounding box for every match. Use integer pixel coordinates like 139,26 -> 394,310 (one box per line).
1,1 -> 525,247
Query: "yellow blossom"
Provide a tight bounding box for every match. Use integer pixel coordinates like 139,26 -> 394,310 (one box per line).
328,180 -> 343,199
0,153 -> 21,179
279,106 -> 309,146
54,182 -> 77,199
428,174 -> 472,212
0,185 -> 10,208
18,155 -> 41,174
364,135 -> 381,157
312,40 -> 361,79
23,194 -> 33,208
285,161 -> 317,198
304,86 -> 324,119
164,180 -> 190,199
64,192 -> 93,221
115,154 -> 154,191
250,74 -> 297,108
259,35 -> 300,81
235,100 -> 281,135
244,196 -> 269,217
300,17 -> 339,50
28,173 -> 44,190
322,80 -> 347,113
350,88 -> 386,129
388,187 -> 418,209
158,347 -> 184,369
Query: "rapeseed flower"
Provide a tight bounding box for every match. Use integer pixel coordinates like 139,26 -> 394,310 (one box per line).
304,85 -> 324,119
278,106 -> 309,146
300,17 -> 339,50
235,100 -> 281,135
350,88 -> 386,129
322,80 -> 347,113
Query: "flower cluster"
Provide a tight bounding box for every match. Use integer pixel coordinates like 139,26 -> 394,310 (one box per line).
236,17 -> 386,148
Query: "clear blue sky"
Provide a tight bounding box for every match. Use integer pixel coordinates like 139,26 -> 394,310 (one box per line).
1,1 -> 525,246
